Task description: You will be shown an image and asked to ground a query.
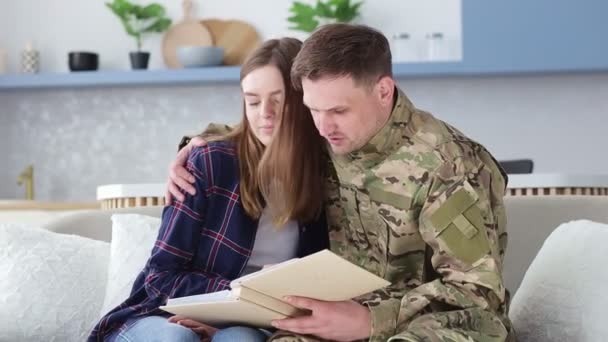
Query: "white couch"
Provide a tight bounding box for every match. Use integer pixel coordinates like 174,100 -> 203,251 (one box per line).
502,195 -> 608,292
4,195 -> 608,341
42,195 -> 608,294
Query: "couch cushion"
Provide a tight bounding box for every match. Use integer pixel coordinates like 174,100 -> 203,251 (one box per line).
509,220 -> 608,341
503,195 -> 608,293
99,214 -> 161,317
0,224 -> 109,341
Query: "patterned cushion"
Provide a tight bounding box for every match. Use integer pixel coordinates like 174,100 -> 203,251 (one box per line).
0,224 -> 109,341
510,220 -> 608,341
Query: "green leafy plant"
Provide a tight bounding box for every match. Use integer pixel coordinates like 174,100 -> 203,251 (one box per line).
288,0 -> 363,33
106,0 -> 172,51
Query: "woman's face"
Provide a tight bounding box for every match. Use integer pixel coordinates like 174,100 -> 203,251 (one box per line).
241,65 -> 286,146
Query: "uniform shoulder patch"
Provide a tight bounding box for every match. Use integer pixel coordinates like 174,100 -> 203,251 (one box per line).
430,182 -> 490,264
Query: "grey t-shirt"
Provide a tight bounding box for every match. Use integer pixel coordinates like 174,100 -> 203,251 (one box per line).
242,207 -> 299,275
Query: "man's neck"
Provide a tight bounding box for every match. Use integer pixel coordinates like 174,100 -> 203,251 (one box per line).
332,89 -> 407,171
365,90 -> 398,149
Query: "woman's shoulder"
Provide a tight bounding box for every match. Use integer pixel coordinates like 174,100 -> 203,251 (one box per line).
188,140 -> 239,186
189,140 -> 237,163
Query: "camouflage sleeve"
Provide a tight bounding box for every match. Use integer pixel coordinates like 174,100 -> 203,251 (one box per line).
371,160 -> 512,342
177,123 -> 233,151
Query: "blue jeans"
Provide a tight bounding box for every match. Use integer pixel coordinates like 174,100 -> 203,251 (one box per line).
213,326 -> 271,342
111,316 -> 269,342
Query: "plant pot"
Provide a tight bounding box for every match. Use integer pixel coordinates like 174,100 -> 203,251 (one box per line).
68,52 -> 99,72
129,51 -> 150,70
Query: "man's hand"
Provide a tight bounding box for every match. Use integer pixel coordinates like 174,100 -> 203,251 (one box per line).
272,296 -> 371,342
165,136 -> 208,204
168,315 -> 218,341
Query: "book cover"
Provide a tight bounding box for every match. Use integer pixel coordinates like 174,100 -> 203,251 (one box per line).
160,249 -> 390,327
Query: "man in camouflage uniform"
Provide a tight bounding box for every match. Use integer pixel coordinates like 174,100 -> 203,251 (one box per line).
269,92 -> 512,342
170,24 -> 514,342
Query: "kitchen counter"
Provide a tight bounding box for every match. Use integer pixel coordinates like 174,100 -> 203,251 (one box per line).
0,200 -> 100,226
0,200 -> 100,211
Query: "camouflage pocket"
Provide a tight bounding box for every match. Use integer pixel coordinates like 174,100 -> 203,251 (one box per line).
368,185 -> 410,210
430,183 -> 490,264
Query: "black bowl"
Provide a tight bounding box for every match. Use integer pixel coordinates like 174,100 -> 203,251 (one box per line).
68,52 -> 99,71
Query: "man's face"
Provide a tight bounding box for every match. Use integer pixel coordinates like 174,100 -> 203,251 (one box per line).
302,75 -> 389,155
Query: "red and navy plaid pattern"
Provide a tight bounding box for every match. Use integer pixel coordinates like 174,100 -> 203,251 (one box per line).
89,141 -> 328,341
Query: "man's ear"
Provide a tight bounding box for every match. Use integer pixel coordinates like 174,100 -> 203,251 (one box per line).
376,76 -> 395,106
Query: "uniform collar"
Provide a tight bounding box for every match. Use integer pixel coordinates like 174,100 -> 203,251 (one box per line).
332,88 -> 415,170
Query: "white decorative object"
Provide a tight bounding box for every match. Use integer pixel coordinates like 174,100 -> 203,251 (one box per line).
391,32 -> 420,63
0,224 -> 110,342
510,220 -> 608,341
99,214 -> 161,317
21,41 -> 40,74
425,32 -> 445,61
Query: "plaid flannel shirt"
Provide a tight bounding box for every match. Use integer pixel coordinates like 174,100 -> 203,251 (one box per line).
89,141 -> 328,341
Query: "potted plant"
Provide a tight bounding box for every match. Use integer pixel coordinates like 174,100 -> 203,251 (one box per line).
106,0 -> 172,69
288,0 -> 363,33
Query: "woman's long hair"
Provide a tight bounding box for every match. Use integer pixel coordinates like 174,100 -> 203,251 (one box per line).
222,38 -> 326,224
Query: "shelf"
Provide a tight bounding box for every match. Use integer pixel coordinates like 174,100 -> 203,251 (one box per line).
3,61 -> 607,90
0,66 -> 241,90
1,63 -> 468,90
3,2 -> 608,91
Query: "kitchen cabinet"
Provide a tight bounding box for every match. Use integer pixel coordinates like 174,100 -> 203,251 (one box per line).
461,0 -> 608,73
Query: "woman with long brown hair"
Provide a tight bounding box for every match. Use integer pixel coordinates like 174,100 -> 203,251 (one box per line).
88,38 -> 328,342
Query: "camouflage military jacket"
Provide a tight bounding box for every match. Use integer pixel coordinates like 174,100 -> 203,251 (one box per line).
323,89 -> 513,342
196,90 -> 514,341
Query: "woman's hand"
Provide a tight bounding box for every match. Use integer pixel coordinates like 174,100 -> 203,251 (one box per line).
168,315 -> 218,341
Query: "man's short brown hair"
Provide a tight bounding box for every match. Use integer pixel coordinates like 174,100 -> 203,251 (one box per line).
291,23 -> 392,90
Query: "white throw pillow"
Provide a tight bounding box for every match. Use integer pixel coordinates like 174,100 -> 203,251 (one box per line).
0,224 -> 110,342
510,220 -> 608,342
99,214 -> 161,317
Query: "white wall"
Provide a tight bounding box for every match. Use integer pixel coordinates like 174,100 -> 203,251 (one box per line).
2,1 -> 607,201
399,73 -> 608,175
2,0 -> 462,73
0,4 -> 8,73
2,72 -> 607,201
